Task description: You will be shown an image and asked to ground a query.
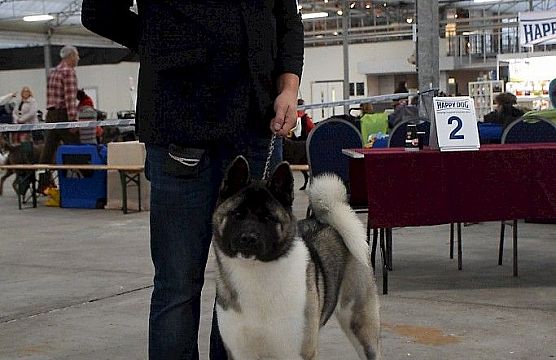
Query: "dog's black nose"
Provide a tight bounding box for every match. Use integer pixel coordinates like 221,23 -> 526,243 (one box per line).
232,233 -> 261,253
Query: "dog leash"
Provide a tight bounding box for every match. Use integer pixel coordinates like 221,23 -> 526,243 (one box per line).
262,133 -> 277,181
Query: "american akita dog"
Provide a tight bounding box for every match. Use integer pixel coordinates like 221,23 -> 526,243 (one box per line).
212,156 -> 381,360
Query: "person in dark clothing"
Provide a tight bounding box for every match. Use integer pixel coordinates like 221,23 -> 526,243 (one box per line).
394,80 -> 408,94
393,80 -> 409,108
483,92 -> 524,129
81,2 -> 303,360
549,78 -> 556,108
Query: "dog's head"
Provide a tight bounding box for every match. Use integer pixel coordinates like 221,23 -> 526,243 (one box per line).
212,156 -> 296,262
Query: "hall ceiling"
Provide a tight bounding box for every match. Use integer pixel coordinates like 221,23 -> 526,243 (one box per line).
0,0 -> 554,48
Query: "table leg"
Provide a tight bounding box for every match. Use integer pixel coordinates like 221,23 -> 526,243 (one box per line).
31,172 -> 37,208
119,171 -> 128,214
371,228 -> 378,270
513,219 -> 518,277
450,223 -> 454,259
137,174 -> 141,211
380,228 -> 388,294
457,222 -> 462,270
386,228 -> 393,271
498,221 -> 505,265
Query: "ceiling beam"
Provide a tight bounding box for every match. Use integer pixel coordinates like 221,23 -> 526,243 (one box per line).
0,30 -> 123,48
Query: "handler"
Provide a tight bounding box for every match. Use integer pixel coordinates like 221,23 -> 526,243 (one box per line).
81,1 -> 304,359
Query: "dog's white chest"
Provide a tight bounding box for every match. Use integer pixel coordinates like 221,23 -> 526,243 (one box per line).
217,239 -> 310,359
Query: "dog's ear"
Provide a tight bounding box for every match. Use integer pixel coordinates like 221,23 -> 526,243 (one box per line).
269,161 -> 294,207
219,156 -> 251,201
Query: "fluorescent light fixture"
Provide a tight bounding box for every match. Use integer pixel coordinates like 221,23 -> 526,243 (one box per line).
301,12 -> 329,20
23,14 -> 54,22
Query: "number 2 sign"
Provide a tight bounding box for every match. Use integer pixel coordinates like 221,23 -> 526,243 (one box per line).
430,97 -> 480,152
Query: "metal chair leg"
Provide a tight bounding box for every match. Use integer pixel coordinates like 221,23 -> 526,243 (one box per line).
498,221 -> 505,265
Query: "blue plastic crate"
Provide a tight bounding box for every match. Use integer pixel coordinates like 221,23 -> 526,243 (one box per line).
55,145 -> 107,209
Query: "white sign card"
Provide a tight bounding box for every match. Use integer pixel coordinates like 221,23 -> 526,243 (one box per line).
519,10 -> 556,47
430,97 -> 480,152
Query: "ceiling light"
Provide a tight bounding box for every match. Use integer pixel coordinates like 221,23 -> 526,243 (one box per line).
23,14 -> 54,22
324,0 -> 329,2
383,3 -> 387,7
350,2 -> 356,8
337,10 -> 343,15
365,4 -> 371,8
301,12 -> 329,20
333,31 -> 339,36
406,18 -> 413,24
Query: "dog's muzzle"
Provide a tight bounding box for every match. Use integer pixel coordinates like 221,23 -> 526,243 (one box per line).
231,233 -> 264,255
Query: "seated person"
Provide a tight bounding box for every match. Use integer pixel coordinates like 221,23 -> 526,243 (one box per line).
483,92 -> 524,129
388,95 -> 419,129
550,78 -> 556,108
360,102 -> 388,145
522,78 -> 556,121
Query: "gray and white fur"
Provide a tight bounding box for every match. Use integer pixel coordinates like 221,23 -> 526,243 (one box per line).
212,156 -> 381,360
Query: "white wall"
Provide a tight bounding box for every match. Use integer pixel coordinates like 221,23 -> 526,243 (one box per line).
0,62 -> 139,118
1,40 -> 455,119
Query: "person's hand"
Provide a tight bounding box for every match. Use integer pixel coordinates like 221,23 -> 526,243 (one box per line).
270,90 -> 297,137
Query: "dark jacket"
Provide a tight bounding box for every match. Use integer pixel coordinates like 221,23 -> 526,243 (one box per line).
81,0 -> 304,146
483,106 -> 524,129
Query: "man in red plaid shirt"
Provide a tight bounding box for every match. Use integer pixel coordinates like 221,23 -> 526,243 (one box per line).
39,45 -> 81,164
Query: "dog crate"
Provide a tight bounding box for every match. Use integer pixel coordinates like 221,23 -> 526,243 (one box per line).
55,145 -> 107,209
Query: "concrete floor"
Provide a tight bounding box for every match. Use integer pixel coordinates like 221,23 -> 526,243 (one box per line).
0,172 -> 555,360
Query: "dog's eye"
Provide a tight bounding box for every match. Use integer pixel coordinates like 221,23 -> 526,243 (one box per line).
232,210 -> 244,218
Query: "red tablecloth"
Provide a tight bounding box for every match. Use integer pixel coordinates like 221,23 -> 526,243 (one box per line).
348,144 -> 556,228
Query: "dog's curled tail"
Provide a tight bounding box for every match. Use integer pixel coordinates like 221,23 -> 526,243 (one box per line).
307,173 -> 369,267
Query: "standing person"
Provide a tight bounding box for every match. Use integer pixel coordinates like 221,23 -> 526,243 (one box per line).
81,1 -> 303,360
394,80 -> 409,108
12,86 -> 39,144
292,98 -> 315,140
39,45 -> 81,164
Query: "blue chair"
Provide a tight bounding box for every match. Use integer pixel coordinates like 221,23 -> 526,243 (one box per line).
306,118 -> 363,190
501,116 -> 556,144
498,117 -> 556,275
387,118 -> 431,148
306,118 -> 388,293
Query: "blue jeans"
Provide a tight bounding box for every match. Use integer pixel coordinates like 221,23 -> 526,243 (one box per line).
146,136 -> 282,360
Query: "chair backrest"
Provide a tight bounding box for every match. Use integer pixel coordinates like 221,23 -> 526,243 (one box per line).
306,118 -> 362,191
388,118 -> 431,147
501,116 -> 556,144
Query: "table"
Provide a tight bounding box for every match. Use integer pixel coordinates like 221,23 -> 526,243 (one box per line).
345,144 -> 556,292
0,164 -> 144,214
